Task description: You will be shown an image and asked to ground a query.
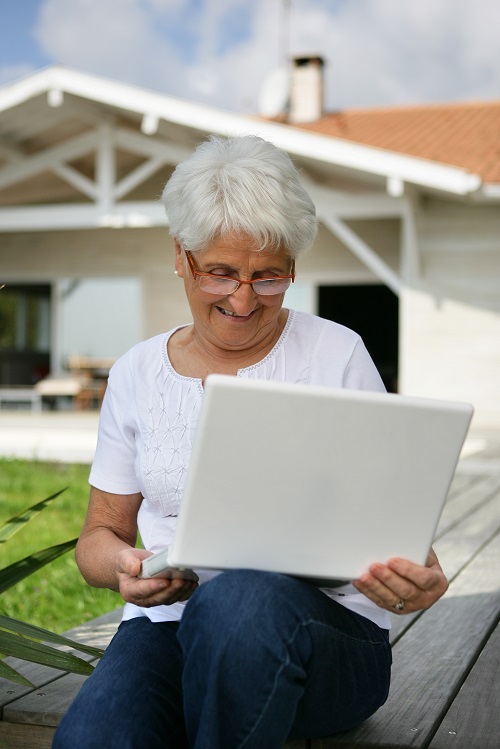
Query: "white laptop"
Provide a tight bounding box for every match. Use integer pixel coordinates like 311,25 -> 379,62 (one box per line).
158,375 -> 473,582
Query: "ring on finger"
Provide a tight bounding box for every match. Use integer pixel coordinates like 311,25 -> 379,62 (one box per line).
393,599 -> 405,612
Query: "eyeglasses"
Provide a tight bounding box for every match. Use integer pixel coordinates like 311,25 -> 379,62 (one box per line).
184,250 -> 295,296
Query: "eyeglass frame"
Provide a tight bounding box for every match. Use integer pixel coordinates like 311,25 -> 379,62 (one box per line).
183,249 -> 295,296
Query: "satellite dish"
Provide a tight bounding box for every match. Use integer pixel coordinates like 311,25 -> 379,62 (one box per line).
258,66 -> 290,117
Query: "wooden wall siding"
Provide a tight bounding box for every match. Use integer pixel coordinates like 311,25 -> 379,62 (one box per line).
400,289 -> 500,426
297,219 -> 401,282
397,199 -> 500,427
417,199 -> 500,309
142,267 -> 192,338
0,228 -> 169,278
0,227 -> 192,339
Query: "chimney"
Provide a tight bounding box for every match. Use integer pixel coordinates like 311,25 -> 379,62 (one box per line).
289,56 -> 324,124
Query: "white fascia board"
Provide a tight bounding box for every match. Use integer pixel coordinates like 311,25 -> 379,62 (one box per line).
479,183 -> 500,200
302,178 -> 406,218
0,68 -> 60,112
249,123 -> 482,197
0,201 -> 167,231
0,66 -> 483,197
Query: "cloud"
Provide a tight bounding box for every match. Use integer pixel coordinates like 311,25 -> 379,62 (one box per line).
33,0 -> 184,91
288,0 -> 500,108
31,0 -> 500,113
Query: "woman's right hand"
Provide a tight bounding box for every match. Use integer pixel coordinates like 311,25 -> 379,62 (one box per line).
116,548 -> 199,607
75,488 -> 198,607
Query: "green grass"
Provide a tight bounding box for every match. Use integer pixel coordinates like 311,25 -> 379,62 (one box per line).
0,458 -> 122,633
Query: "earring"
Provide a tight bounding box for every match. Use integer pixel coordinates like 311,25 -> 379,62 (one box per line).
174,270 -> 178,276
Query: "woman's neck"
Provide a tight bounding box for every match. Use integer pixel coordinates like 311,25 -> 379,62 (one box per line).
168,310 -> 289,380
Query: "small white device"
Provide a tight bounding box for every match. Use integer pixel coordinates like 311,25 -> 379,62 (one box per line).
139,549 -> 197,581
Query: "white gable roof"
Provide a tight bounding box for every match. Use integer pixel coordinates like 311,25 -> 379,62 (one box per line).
0,66 -> 482,197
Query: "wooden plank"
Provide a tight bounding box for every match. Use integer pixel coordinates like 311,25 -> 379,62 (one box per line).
0,609 -> 121,718
445,473 -> 481,501
434,476 -> 500,538
428,623 -> 500,749
60,606 -> 122,648
0,662 -> 65,715
310,532 -> 500,748
0,721 -> 54,749
4,672 -> 91,728
388,485 -> 500,644
433,489 -> 500,581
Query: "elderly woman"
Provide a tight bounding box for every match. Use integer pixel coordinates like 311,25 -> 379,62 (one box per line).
53,135 -> 447,749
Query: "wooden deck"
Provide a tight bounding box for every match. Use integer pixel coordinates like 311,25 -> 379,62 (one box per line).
0,458 -> 499,749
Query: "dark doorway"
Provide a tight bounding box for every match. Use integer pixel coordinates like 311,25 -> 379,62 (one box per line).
0,284 -> 51,385
318,284 -> 399,392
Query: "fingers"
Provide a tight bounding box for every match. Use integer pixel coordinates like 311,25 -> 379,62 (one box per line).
119,574 -> 198,607
353,555 -> 448,615
115,549 -> 198,607
116,547 -> 149,578
353,566 -> 412,614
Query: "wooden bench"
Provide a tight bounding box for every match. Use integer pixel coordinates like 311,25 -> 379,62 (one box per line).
1,470 -> 499,749
0,388 -> 42,412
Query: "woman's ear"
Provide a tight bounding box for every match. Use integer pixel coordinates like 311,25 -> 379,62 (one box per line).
174,237 -> 185,278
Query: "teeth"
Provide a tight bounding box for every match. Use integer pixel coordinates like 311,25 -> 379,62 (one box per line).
219,307 -> 248,317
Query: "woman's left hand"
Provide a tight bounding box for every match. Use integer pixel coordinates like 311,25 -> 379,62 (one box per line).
353,547 -> 448,615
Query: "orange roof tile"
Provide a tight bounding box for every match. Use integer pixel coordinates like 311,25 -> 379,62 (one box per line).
293,101 -> 500,184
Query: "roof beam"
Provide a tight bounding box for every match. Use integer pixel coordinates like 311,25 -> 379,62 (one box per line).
115,127 -> 191,163
95,123 -> 115,213
0,130 -> 97,190
0,143 -> 25,164
0,120 -> 185,207
400,195 -> 421,280
0,201 -> 167,231
387,176 -> 405,197
319,210 -> 403,296
303,177 -> 405,219
114,156 -> 165,200
141,113 -> 159,135
48,88 -> 64,107
53,163 -> 97,200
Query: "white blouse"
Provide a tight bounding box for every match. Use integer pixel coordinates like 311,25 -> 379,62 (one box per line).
89,310 -> 390,628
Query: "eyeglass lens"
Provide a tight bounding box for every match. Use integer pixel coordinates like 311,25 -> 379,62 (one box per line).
198,276 -> 292,296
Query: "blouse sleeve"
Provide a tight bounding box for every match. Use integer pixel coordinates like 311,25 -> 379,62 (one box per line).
343,338 -> 386,393
304,314 -> 386,394
88,355 -> 142,495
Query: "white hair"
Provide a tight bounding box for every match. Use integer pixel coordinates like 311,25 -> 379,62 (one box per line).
161,135 -> 317,257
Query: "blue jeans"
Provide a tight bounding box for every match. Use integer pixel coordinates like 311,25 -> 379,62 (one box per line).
53,570 -> 391,749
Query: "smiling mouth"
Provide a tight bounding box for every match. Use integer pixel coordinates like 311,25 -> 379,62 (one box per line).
217,306 -> 255,319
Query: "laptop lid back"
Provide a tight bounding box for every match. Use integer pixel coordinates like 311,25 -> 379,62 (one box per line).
169,375 -> 473,580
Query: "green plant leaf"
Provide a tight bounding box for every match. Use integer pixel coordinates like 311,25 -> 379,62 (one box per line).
0,630 -> 95,675
0,489 -> 67,543
0,657 -> 34,687
0,539 -> 77,593
0,615 -> 103,658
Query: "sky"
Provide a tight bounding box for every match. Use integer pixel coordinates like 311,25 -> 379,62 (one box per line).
0,0 -> 499,115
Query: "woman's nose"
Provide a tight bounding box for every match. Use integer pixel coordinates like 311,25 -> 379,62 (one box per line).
228,282 -> 257,313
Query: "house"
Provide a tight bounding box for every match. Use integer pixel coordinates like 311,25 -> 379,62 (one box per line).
0,64 -> 499,427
